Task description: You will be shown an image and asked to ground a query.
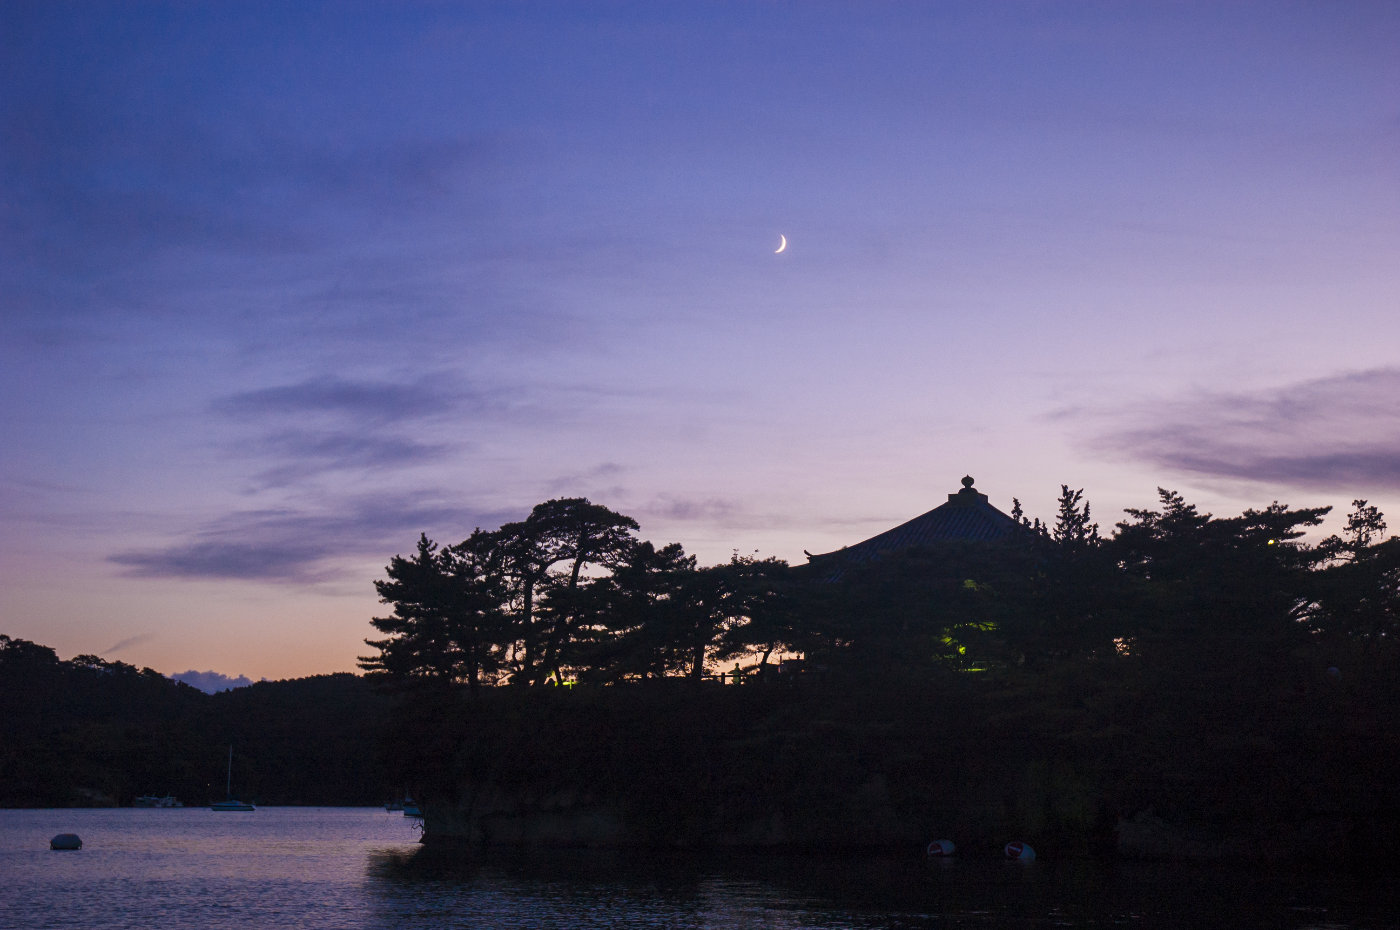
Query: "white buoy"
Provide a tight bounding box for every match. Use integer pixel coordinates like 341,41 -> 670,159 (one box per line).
50,833 -> 82,850
1004,841 -> 1035,860
926,839 -> 955,856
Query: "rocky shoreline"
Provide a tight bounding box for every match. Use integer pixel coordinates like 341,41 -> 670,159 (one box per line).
418,782 -> 1383,863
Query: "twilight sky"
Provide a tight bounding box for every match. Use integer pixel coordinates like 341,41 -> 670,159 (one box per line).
3,1 -> 1398,682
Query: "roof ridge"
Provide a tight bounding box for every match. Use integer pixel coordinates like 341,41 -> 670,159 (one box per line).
808,476 -> 1025,563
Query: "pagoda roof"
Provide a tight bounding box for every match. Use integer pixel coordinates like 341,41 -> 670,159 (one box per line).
807,476 -> 1024,566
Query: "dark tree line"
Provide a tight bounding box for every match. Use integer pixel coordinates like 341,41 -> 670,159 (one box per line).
0,637 -> 394,807
361,491 -> 1400,693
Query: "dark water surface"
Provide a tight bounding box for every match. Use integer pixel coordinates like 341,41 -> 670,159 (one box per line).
1,807 -> 1395,929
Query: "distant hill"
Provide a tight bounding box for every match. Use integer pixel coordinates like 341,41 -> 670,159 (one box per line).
171,669 -> 257,693
0,635 -> 396,807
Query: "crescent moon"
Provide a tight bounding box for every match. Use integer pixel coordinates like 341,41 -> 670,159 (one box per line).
775,234 -> 787,254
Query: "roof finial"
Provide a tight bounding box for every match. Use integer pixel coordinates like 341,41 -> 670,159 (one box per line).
950,475 -> 987,505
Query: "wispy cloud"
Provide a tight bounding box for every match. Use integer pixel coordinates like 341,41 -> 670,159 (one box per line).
215,376 -> 470,424
1092,368 -> 1400,491
250,432 -> 454,488
105,633 -> 156,654
110,539 -> 337,583
212,375 -> 514,489
3,58 -> 490,287
636,494 -> 877,537
107,493 -> 515,583
643,495 -> 742,523
543,462 -> 628,497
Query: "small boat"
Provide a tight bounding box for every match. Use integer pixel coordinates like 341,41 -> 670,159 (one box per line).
403,798 -> 422,818
211,799 -> 256,812
211,745 -> 255,811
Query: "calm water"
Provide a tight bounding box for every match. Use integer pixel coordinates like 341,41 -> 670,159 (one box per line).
1,807 -> 1396,929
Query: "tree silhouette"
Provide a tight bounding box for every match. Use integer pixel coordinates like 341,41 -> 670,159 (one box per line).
1110,490 -> 1329,651
1311,500 -> 1400,637
491,498 -> 640,685
361,532 -> 507,693
577,540 -> 699,680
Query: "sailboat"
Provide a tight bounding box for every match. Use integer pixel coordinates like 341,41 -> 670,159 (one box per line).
210,745 -> 256,811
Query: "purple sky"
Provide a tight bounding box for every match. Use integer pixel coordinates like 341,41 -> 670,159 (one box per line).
3,1 -> 1398,681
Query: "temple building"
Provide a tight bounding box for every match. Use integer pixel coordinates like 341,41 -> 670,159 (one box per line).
806,476 -> 1025,568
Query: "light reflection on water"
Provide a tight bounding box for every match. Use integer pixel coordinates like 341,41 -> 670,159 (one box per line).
1,808 -> 1395,929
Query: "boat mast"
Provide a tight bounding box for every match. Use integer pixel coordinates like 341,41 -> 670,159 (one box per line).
226,745 -> 233,799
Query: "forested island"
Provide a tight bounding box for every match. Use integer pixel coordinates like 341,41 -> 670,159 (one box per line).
360,486 -> 1400,861
5,483 -> 1399,862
